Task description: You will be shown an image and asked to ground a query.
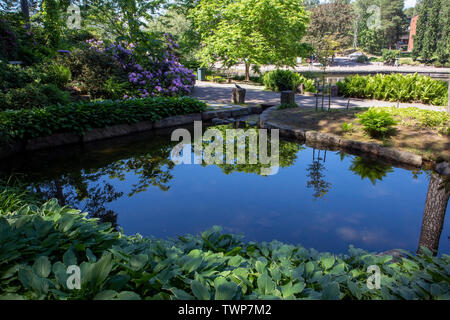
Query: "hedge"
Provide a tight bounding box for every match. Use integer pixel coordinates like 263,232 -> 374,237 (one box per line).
0,96 -> 207,145
0,187 -> 448,300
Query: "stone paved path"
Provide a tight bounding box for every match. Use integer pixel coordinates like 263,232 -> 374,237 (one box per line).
192,81 -> 447,112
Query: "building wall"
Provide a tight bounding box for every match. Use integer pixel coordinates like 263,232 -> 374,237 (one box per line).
408,15 -> 419,52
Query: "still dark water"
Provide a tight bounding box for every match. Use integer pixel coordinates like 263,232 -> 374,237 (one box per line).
2,126 -> 449,254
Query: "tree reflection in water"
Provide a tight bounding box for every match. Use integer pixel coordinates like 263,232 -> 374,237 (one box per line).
349,156 -> 393,185
306,149 -> 331,200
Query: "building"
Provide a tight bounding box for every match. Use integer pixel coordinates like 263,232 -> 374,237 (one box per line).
408,15 -> 419,52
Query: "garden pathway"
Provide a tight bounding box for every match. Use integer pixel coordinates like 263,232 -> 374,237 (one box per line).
191,81 -> 446,112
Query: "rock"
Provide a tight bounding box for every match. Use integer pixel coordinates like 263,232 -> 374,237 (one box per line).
153,113 -> 201,129
435,162 -> 450,176
248,105 -> 263,114
231,108 -> 249,117
306,131 -> 341,146
260,103 -> 276,111
232,87 -> 246,104
83,124 -> 133,143
129,121 -> 153,133
280,90 -> 295,105
202,110 -> 232,120
27,133 -> 81,151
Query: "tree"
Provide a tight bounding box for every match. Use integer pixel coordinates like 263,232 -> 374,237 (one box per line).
190,0 -> 310,81
412,0 -> 430,60
435,0 -> 449,64
379,0 -> 408,49
420,0 -> 440,62
305,0 -> 354,65
81,0 -> 166,40
417,173 -> 449,255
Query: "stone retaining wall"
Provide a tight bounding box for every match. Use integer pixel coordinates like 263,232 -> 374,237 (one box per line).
0,106 -> 263,160
260,106 -> 423,168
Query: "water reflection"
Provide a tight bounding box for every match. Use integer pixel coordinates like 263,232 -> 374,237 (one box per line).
306,149 -> 331,200
0,126 -> 448,254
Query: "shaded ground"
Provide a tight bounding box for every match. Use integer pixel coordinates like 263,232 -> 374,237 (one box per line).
266,107 -> 450,162
192,81 -> 447,111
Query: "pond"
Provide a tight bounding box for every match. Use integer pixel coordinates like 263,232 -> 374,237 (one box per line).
1,124 -> 449,255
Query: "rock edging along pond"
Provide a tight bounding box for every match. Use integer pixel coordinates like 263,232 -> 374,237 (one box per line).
0,100 -> 263,159
259,106 -> 423,168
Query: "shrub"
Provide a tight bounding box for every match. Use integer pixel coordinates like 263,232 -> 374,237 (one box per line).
263,70 -> 317,93
337,74 -> 448,106
0,61 -> 37,92
382,49 -> 400,65
341,122 -> 355,134
39,63 -> 72,89
0,196 -> 448,300
357,108 -> 397,138
61,47 -> 126,98
0,96 -> 207,141
356,55 -> 369,64
1,83 -> 71,110
90,34 -> 196,98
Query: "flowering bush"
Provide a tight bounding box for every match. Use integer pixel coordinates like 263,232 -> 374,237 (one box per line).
87,34 -> 196,99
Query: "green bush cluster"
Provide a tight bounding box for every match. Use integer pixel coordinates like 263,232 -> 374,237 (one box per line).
60,47 -> 128,99
337,74 -> 448,106
263,70 -> 316,93
0,194 -> 448,300
0,61 -> 72,110
381,49 -> 400,65
0,83 -> 72,110
0,96 -> 207,142
357,108 -> 397,138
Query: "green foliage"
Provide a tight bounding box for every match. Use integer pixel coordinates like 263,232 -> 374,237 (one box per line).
381,49 -> 400,65
384,107 -> 450,133
39,63 -> 72,90
337,74 -> 448,106
191,0 -> 310,79
61,47 -> 126,98
356,55 -> 369,64
0,96 -> 207,142
263,70 -> 316,93
0,61 -> 36,92
349,157 -> 393,185
340,122 -> 355,134
0,198 -> 448,300
1,83 -> 71,111
102,78 -> 130,100
356,108 -> 397,138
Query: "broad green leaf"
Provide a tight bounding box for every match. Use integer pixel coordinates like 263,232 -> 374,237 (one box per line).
33,256 -> 52,278
191,280 -> 211,300
257,274 -> 275,295
215,281 -> 239,300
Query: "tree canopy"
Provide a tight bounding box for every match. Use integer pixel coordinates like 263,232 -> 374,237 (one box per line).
190,0 -> 310,80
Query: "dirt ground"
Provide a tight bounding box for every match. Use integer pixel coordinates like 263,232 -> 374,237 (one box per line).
267,107 -> 450,162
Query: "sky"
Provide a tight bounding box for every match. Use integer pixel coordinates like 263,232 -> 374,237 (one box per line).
404,0 -> 417,8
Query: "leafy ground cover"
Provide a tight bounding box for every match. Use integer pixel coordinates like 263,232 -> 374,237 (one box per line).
266,107 -> 450,161
0,96 -> 207,148
337,74 -> 448,106
0,183 -> 448,300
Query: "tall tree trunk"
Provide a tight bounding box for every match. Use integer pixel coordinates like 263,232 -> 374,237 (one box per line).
417,173 -> 449,255
20,0 -> 30,29
245,62 -> 250,81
